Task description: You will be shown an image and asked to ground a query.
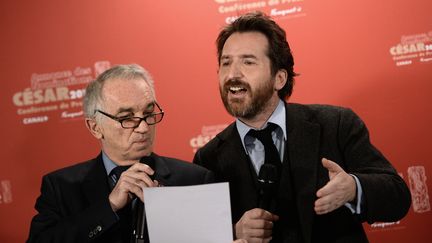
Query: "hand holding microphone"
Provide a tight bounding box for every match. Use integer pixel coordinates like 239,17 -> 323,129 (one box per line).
108,157 -> 158,212
234,164 -> 280,243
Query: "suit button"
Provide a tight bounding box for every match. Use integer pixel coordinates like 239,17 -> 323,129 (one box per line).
96,225 -> 102,232
89,231 -> 94,238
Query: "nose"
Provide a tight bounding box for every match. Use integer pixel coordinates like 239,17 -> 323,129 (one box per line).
134,119 -> 150,133
225,61 -> 243,81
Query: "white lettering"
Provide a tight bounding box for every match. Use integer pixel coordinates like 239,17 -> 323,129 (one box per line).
22,116 -> 49,125
61,111 -> 83,119
270,7 -> 301,17
13,87 -> 70,106
389,43 -> 426,56
370,221 -> 400,228
218,1 -> 266,14
396,60 -> 412,66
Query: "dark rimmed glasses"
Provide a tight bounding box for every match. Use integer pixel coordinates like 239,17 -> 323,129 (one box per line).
95,102 -> 164,129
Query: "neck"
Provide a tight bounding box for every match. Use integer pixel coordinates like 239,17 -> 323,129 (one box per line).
115,159 -> 139,166
103,150 -> 142,166
239,96 -> 280,129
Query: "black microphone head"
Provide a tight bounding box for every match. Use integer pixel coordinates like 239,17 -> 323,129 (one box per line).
140,155 -> 156,180
257,164 -> 279,211
140,155 -> 155,168
258,164 -> 278,184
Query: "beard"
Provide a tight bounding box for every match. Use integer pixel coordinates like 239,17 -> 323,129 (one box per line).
220,78 -> 274,119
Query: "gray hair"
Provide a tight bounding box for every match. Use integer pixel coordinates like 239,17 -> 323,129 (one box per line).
83,64 -> 155,118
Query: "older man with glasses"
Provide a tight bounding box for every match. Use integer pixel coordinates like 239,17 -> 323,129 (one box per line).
27,64 -> 215,243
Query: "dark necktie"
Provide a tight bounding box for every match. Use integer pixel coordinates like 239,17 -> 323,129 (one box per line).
248,123 -> 282,213
109,166 -> 131,190
248,123 -> 282,168
108,166 -> 134,242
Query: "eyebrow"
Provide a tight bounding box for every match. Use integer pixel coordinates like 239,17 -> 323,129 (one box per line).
220,54 -> 258,60
241,54 -> 258,59
114,102 -> 155,116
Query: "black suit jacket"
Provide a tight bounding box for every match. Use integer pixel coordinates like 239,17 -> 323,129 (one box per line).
193,103 -> 411,243
27,153 -> 214,243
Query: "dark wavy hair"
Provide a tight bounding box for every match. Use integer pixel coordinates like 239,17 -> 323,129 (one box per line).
216,11 -> 297,99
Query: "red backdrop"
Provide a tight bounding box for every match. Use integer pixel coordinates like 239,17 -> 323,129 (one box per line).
1,0 -> 431,242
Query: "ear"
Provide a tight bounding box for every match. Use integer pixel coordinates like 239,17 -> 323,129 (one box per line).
85,118 -> 104,140
274,69 -> 288,91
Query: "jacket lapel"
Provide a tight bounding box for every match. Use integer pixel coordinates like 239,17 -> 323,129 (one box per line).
216,124 -> 258,188
216,124 -> 260,220
150,153 -> 171,186
286,104 -> 321,243
82,154 -> 111,205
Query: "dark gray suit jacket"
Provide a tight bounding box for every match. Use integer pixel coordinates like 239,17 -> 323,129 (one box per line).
27,153 -> 214,243
193,103 -> 411,243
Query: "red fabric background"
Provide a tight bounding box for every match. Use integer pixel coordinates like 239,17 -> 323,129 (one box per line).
1,0 -> 431,242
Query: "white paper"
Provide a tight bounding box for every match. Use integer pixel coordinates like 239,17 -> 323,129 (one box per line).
143,182 -> 233,243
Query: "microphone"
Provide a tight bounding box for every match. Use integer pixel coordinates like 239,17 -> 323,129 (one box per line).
140,156 -> 156,179
257,164 -> 278,212
132,155 -> 155,242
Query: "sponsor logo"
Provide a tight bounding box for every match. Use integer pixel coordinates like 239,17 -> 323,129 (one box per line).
370,221 -> 402,230
61,110 -> 84,119
190,124 -> 228,153
0,180 -> 13,204
23,116 -> 49,125
389,31 -> 432,66
11,61 -> 111,125
408,166 -> 430,213
214,0 -> 306,24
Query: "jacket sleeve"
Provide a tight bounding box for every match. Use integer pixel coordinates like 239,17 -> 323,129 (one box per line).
27,174 -> 118,243
338,108 -> 411,223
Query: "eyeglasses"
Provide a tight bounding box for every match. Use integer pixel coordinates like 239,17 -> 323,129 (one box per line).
95,102 -> 164,129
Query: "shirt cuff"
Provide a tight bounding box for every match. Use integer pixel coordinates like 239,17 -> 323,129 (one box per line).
344,174 -> 363,214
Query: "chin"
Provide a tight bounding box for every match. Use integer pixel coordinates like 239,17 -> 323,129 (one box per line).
138,148 -> 153,156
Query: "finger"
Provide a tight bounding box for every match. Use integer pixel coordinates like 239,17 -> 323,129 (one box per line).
248,236 -> 272,243
315,206 -> 329,215
315,192 -> 345,215
122,169 -> 155,187
322,158 -> 342,174
109,180 -> 139,211
119,173 -> 152,189
314,200 -> 331,214
314,194 -> 332,208
316,180 -> 336,198
315,201 -> 338,215
128,183 -> 145,202
314,194 -> 333,214
244,227 -> 273,238
153,180 -> 160,187
130,163 -> 155,177
246,218 -> 275,230
249,208 -> 277,221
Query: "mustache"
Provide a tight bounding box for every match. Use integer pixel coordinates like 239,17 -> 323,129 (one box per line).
223,78 -> 251,91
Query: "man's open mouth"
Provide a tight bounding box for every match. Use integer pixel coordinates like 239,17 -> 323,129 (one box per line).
229,86 -> 247,94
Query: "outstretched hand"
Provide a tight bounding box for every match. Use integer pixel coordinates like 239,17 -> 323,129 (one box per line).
314,158 -> 356,215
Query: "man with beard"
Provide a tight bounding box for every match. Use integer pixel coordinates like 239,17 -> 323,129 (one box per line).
193,12 -> 411,243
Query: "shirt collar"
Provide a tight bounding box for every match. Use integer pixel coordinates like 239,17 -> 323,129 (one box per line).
102,151 -> 117,176
236,99 -> 287,150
